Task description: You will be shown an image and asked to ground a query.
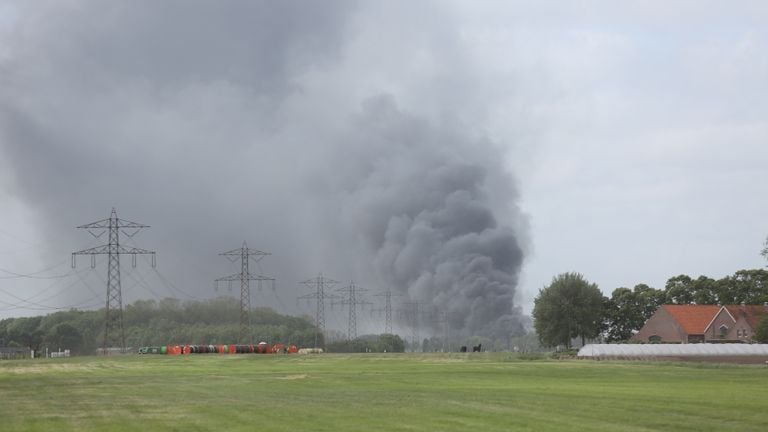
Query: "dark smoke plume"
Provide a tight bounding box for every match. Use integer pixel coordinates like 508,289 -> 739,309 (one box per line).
0,1 -> 528,339
322,97 -> 526,339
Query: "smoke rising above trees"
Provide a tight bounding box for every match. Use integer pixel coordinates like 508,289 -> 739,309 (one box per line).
0,1 -> 528,340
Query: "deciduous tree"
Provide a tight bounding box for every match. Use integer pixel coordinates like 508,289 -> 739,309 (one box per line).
533,273 -> 605,348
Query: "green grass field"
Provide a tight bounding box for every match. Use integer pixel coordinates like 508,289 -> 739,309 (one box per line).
1,353 -> 766,431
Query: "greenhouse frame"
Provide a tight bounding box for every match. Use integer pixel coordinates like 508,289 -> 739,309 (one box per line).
578,343 -> 768,360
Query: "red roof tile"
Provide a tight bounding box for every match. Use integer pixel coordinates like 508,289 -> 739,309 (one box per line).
723,305 -> 768,329
662,305 -> 721,334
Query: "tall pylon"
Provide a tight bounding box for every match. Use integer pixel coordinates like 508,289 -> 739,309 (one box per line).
72,208 -> 156,354
399,301 -> 425,352
372,289 -> 401,334
334,281 -> 371,341
298,274 -> 338,349
215,241 -> 274,343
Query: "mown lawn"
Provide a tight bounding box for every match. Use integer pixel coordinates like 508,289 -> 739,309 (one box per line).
0,353 -> 766,431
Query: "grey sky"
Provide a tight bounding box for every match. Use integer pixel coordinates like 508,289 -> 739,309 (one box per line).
1,1 -> 767,336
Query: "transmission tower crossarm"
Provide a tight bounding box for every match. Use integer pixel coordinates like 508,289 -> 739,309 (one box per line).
76,219 -> 150,230
215,273 -> 274,282
219,248 -> 270,257
73,245 -> 155,255
300,276 -> 339,285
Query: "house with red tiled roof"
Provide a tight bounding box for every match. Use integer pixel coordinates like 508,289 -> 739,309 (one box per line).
632,305 -> 721,343
704,304 -> 768,342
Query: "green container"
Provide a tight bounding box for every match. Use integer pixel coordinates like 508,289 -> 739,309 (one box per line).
160,346 -> 167,354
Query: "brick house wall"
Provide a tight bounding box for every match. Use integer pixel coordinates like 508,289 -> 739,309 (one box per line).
705,308 -> 736,341
633,307 -> 688,343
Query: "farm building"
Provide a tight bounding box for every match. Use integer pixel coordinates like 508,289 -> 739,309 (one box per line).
0,347 -> 29,360
632,304 -> 768,344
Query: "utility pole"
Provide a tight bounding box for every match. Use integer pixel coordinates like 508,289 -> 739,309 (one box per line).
215,241 -> 274,344
372,289 -> 401,334
334,281 -> 371,341
298,274 -> 338,349
72,208 -> 156,354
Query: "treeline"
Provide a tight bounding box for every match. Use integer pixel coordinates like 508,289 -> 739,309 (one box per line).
534,269 -> 768,347
326,334 -> 405,353
0,297 -> 320,355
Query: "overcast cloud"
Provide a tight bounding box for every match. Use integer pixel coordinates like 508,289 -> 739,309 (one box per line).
1,1 -> 767,339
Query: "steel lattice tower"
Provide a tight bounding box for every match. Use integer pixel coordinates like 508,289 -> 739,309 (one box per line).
372,289 -> 401,334
72,208 -> 156,354
334,281 -> 371,341
215,241 -> 274,343
399,301 -> 424,352
298,274 -> 338,349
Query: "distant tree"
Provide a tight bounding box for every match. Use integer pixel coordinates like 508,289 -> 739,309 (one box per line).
377,334 -> 405,353
633,284 -> 666,318
664,275 -> 694,304
605,284 -> 667,342
754,316 -> 768,344
6,316 -> 44,351
664,275 -> 722,304
45,323 -> 84,353
533,273 -> 605,348
605,288 -> 642,342
718,269 -> 768,305
761,236 -> 768,263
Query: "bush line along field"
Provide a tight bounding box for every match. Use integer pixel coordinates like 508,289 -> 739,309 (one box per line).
1,353 -> 766,432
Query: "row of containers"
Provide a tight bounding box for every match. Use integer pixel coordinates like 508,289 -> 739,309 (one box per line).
138,342 -> 299,355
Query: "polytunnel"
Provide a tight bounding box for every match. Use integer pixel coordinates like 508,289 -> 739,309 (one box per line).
578,343 -> 768,360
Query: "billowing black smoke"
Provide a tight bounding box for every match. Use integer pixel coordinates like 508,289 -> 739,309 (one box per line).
323,97 -> 526,340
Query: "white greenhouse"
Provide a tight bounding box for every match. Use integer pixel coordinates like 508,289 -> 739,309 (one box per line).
578,343 -> 768,359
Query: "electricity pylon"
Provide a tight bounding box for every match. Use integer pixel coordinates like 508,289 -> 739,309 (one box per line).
298,274 -> 338,349
399,301 -> 426,352
215,241 -> 274,343
72,208 -> 156,354
372,289 -> 401,334
334,281 -> 371,341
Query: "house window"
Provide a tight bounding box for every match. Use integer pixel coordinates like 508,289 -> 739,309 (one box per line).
719,325 -> 728,338
736,329 -> 742,338
649,335 -> 661,343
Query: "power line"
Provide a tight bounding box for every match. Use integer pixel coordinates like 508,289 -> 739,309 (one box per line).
72,208 -> 156,354
0,259 -> 74,279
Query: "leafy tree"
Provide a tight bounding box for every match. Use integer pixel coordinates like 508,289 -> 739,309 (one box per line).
718,269 -> 768,304
377,334 -> 405,352
761,236 -> 768,263
326,334 -> 405,353
754,316 -> 768,344
664,275 -> 722,304
605,284 -> 667,342
6,316 -> 44,351
533,273 -> 605,348
633,284 -> 666,318
605,288 -> 642,342
45,323 -> 84,353
664,275 -> 694,304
